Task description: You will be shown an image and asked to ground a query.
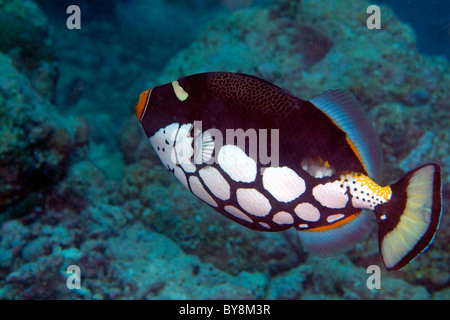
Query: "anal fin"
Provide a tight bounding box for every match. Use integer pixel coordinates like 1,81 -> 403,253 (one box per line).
298,211 -> 375,257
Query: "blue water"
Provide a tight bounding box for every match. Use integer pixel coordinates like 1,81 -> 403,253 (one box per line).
0,0 -> 448,300
375,0 -> 450,58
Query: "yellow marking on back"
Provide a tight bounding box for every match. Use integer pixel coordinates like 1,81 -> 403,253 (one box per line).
172,80 -> 189,101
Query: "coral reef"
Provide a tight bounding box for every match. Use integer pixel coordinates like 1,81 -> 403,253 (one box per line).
267,255 -> 431,299
0,0 -> 57,102
0,52 -> 87,223
0,0 -> 51,65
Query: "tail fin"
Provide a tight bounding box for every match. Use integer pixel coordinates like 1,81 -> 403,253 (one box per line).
374,164 -> 442,271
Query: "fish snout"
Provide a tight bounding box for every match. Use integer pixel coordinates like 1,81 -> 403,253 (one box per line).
135,88 -> 152,121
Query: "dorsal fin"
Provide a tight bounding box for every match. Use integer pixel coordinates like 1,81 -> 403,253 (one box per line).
309,90 -> 383,181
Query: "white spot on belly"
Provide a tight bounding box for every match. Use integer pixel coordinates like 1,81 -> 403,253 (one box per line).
174,123 -> 196,173
198,166 -> 230,201
299,223 -> 309,229
326,214 -> 345,223
224,205 -> 253,223
172,80 -> 189,101
312,180 -> 348,209
262,166 -> 306,203
272,211 -> 294,225
188,176 -> 218,207
173,166 -> 189,189
294,203 -> 321,222
259,222 -> 271,229
236,188 -> 271,217
150,122 -> 179,172
218,145 -> 257,183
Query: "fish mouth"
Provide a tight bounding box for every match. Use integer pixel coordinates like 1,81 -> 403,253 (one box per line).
135,88 -> 152,122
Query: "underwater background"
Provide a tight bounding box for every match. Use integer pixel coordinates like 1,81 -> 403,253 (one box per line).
0,0 -> 448,299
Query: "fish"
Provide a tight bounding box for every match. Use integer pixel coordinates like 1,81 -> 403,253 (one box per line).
135,72 -> 442,271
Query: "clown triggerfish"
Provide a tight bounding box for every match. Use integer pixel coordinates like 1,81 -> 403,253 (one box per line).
135,72 -> 442,271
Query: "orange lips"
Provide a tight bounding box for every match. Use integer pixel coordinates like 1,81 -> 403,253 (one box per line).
135,89 -> 151,121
